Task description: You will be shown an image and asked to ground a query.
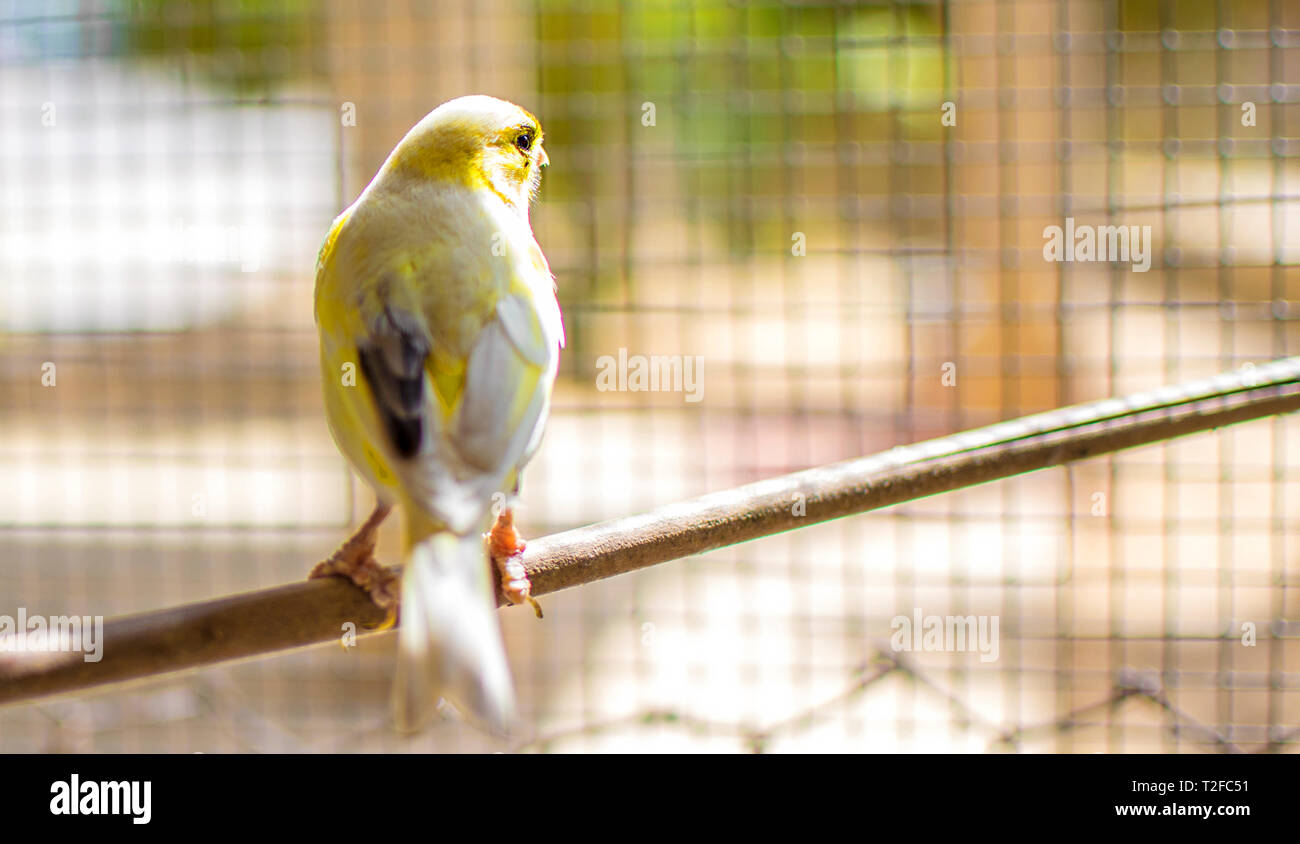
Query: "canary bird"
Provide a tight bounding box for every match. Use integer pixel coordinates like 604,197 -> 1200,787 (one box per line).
311,95 -> 563,732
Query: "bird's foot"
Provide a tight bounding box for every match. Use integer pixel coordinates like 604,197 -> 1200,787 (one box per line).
311,551 -> 402,615
311,503 -> 401,617
485,508 -> 542,619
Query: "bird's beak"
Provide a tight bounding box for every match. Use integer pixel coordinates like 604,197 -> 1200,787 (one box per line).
537,145 -> 549,168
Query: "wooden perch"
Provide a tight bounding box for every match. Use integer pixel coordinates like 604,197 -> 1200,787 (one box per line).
3,357 -> 1299,706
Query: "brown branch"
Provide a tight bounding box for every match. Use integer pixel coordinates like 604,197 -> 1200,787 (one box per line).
3,357 -> 1299,706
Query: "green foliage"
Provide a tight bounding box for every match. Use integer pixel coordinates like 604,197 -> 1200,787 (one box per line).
837,5 -> 946,130
116,0 -> 325,93
537,0 -> 947,271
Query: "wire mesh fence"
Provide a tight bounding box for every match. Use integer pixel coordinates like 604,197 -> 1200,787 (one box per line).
0,0 -> 1297,752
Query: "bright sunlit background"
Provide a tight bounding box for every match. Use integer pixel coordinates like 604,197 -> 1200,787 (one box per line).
1,0 -> 1299,752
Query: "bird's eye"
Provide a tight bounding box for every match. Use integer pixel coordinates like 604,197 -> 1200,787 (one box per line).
515,131 -> 533,152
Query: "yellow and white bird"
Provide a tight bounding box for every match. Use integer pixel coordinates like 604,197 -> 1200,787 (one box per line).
311,95 -> 563,733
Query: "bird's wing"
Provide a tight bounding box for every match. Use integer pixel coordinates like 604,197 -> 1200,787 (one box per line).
452,291 -> 558,473
356,305 -> 431,460
411,285 -> 559,533
334,286 -> 558,536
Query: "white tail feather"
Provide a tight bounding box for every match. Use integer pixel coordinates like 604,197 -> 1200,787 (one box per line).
394,532 -> 515,733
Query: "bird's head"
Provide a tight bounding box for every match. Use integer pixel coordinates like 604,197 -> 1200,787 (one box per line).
385,95 -> 548,215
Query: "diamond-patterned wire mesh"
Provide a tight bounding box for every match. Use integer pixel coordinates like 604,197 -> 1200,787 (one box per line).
0,0 -> 1297,752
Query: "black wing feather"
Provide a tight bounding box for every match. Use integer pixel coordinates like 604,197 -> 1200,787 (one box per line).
357,306 -> 431,459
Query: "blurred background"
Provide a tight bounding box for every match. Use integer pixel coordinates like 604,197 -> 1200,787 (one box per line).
1,0 -> 1298,752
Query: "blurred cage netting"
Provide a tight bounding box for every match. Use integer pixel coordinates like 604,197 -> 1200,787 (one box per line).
0,0 -> 1297,752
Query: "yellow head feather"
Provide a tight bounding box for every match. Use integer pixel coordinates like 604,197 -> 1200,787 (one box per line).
381,94 -> 547,214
